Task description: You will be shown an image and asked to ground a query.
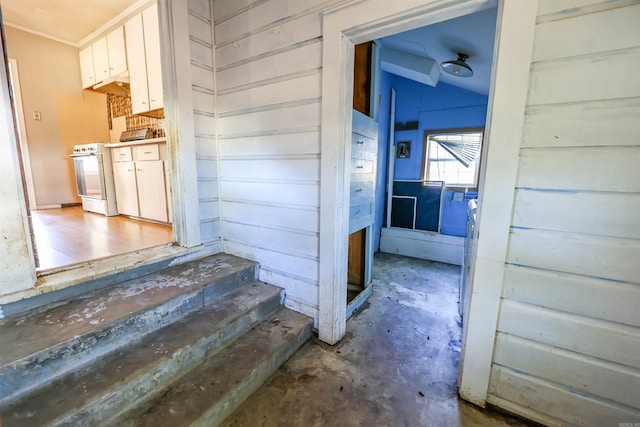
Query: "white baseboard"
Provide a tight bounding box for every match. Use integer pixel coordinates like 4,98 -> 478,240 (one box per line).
380,227 -> 464,265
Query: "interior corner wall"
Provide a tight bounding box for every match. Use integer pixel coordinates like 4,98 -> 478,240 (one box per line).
4,27 -> 87,207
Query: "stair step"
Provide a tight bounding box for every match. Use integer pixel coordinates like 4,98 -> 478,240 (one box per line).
0,254 -> 257,406
0,281 -> 282,427
114,307 -> 313,427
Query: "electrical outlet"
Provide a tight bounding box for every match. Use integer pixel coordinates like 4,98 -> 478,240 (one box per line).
32,111 -> 42,121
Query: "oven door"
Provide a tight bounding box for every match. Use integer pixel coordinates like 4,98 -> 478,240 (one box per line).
71,154 -> 105,199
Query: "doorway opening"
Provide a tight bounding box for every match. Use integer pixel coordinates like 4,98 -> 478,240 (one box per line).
3,1 -> 174,273
344,4 -> 497,398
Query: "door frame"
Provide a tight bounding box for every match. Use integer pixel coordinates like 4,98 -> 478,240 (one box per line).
318,0 -> 538,407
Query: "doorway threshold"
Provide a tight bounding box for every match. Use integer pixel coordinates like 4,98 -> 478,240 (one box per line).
0,244 -> 215,318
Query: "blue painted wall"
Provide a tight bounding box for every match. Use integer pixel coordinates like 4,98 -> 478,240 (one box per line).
373,73 -> 488,247
373,70 -> 392,251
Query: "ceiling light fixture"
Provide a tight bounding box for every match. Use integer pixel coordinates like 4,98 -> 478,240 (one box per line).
440,52 -> 473,77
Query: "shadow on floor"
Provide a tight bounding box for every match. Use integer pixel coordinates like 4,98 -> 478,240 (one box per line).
221,252 -> 532,427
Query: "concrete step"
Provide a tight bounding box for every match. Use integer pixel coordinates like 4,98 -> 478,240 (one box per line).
113,306 -> 313,427
0,254 -> 258,406
0,281 -> 283,427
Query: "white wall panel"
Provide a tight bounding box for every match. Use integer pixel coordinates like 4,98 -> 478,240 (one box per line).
223,240 -> 318,283
221,201 -> 318,233
213,0 -> 264,25
533,4 -> 640,62
493,333 -> 640,409
220,180 -> 319,208
190,64 -> 215,91
528,48 -> 640,106
508,228 -> 640,284
218,102 -> 320,137
197,178 -> 219,200
214,1 -> 323,46
517,147 -> 640,192
193,113 -> 216,137
189,0 -> 220,249
218,72 -> 321,113
488,365 -> 640,426
498,299 -> 640,370
216,42 -> 321,91
512,189 -> 640,239
216,13 -> 321,69
219,131 -> 320,157
194,136 -> 217,158
523,98 -> 640,148
219,158 -> 318,182
504,265 -> 640,327
223,221 -> 318,259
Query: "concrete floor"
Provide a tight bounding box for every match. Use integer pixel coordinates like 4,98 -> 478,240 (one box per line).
221,252 -> 532,427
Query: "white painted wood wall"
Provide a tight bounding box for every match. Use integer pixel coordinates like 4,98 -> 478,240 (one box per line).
487,1 -> 640,425
211,0 -> 346,321
187,0 -> 222,249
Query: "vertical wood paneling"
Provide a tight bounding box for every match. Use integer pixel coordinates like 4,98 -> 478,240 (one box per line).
494,2 -> 640,424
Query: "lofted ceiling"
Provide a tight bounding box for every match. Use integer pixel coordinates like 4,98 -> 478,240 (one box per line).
1,0 -> 497,94
0,0 -> 144,46
380,7 -> 498,95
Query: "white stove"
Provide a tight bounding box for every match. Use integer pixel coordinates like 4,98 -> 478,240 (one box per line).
70,142 -> 118,216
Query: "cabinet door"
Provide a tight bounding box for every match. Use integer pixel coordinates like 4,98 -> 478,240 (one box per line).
79,46 -> 95,88
136,160 -> 168,222
125,13 -> 150,114
92,37 -> 110,83
107,26 -> 127,77
113,161 -> 139,217
164,161 -> 172,223
143,4 -> 164,111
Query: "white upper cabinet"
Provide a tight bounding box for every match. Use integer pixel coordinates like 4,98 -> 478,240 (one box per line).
79,25 -> 127,89
107,26 -> 127,77
79,45 -> 95,89
125,4 -> 163,115
143,5 -> 163,111
92,37 -> 110,82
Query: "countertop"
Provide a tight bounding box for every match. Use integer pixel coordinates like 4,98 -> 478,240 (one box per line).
104,137 -> 167,148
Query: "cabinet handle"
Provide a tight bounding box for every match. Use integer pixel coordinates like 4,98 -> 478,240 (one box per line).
118,153 -> 126,156
127,169 -> 134,172
356,165 -> 364,169
142,101 -> 147,105
355,188 -> 363,192
144,151 -> 152,154
356,140 -> 364,145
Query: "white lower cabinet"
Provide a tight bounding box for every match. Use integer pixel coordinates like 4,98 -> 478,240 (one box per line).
111,142 -> 170,223
136,160 -> 168,222
113,161 -> 139,217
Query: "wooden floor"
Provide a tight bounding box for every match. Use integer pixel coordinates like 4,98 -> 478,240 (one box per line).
31,207 -> 173,271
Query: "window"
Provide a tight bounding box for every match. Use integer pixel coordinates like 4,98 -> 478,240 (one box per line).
422,128 -> 484,188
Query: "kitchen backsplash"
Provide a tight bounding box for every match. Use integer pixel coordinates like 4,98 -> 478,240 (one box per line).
107,93 -> 165,138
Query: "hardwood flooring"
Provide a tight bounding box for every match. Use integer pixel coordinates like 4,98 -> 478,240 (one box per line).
31,207 -> 173,271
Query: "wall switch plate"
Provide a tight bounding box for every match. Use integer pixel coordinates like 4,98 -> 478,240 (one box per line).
32,111 -> 42,121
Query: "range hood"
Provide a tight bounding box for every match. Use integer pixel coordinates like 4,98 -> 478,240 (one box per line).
92,72 -> 130,97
